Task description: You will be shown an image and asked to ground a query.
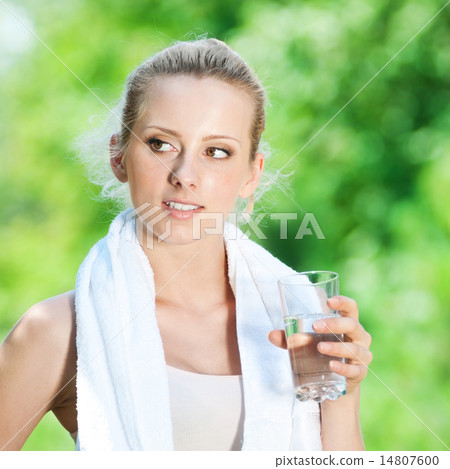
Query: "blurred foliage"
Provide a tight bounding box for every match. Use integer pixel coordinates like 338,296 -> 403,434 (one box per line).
1,0 -> 449,451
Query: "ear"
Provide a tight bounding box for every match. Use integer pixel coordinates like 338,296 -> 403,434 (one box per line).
109,134 -> 128,183
239,152 -> 265,199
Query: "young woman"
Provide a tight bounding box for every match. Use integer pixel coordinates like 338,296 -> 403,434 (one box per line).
0,38 -> 372,451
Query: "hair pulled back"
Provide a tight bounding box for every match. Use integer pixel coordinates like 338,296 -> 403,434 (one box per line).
75,38 -> 282,212
114,38 -> 266,160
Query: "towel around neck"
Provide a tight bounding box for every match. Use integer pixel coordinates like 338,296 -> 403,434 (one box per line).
75,210 -> 322,450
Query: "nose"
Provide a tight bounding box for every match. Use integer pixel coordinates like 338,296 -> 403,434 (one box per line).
169,152 -> 200,189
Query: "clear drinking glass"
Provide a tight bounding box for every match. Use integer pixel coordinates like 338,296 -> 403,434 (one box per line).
278,271 -> 346,402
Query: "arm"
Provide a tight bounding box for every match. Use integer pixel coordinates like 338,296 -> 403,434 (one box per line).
320,386 -> 364,450
0,292 -> 75,450
268,295 -> 372,451
314,296 -> 372,451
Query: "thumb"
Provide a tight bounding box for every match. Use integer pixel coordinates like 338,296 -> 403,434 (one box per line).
268,329 -> 287,349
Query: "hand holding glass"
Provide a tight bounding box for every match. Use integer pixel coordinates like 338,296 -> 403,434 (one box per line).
278,271 -> 346,402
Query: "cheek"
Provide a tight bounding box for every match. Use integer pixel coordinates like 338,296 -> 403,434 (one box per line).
127,159 -> 170,204
128,155 -> 168,184
206,169 -> 248,202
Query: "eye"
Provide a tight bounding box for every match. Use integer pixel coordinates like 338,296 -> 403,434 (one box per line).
205,146 -> 231,159
147,138 -> 175,152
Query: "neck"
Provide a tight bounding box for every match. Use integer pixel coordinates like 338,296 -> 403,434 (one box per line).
137,227 -> 231,310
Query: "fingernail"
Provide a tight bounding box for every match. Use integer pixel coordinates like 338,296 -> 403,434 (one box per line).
318,342 -> 331,352
330,360 -> 341,371
313,320 -> 326,331
328,297 -> 340,307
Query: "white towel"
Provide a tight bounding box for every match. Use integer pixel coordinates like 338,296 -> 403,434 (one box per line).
75,209 -> 322,451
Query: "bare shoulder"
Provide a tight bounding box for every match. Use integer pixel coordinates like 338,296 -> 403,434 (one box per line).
18,290 -> 75,335
3,291 -> 76,377
15,290 -> 77,405
0,291 -> 76,450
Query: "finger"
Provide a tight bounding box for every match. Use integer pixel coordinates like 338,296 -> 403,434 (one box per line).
329,360 -> 368,380
312,317 -> 371,348
317,341 -> 373,365
327,295 -> 359,320
312,316 -> 363,339
287,333 -> 314,349
268,330 -> 287,349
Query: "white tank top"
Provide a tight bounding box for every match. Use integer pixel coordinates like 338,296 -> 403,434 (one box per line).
167,365 -> 244,451
71,366 -> 244,450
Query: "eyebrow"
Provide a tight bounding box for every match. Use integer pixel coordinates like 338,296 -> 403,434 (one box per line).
202,134 -> 240,146
145,126 -> 240,145
145,125 -> 181,137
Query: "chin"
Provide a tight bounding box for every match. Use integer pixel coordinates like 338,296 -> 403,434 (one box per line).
137,215 -> 226,250
159,234 -> 200,246
143,221 -> 200,248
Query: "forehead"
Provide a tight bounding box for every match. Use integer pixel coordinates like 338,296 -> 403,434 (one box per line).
136,75 -> 254,141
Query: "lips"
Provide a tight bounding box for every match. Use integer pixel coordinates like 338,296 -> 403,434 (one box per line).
162,199 -> 204,214
165,201 -> 201,211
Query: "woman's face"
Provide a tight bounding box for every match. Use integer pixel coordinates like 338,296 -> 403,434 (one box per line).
112,75 -> 264,246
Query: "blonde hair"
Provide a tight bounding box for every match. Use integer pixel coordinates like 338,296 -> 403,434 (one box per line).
115,38 -> 265,161
75,38 -> 286,212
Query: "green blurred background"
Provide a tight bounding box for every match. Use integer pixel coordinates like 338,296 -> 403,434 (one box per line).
1,0 -> 449,451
